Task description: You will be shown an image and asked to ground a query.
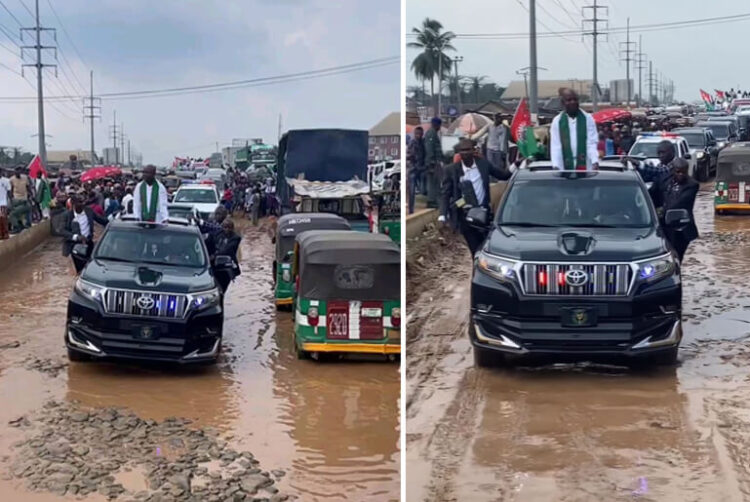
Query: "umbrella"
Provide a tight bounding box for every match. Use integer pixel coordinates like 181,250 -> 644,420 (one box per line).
592,108 -> 631,124
446,113 -> 492,135
80,166 -> 121,183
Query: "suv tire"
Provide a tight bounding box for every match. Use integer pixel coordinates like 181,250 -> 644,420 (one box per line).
67,348 -> 91,362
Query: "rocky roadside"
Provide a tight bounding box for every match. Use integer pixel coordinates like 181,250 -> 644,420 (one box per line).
6,400 -> 292,502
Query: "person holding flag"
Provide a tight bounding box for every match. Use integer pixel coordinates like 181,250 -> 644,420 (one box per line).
34,171 -> 51,220
700,89 -> 715,110
132,164 -> 169,224
550,88 -> 599,171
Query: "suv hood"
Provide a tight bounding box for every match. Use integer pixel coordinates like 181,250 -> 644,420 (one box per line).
82,259 -> 216,294
177,202 -> 219,214
486,225 -> 668,262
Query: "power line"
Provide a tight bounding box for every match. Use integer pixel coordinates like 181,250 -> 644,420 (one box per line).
0,56 -> 399,101
538,0 -> 578,30
553,0 -> 581,28
0,0 -> 23,26
44,0 -> 86,67
16,0 -> 32,19
417,12 -> 750,39
515,0 -> 581,42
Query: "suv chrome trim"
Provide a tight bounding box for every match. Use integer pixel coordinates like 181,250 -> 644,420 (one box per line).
517,261 -> 637,297
103,288 -> 189,319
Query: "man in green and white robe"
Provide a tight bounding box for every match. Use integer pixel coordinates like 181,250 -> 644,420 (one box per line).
550,88 -> 599,171
132,165 -> 169,223
34,171 -> 51,219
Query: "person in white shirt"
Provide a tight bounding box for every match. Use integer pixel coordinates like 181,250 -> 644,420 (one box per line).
132,165 -> 169,223
0,169 -> 11,239
61,194 -> 109,273
121,187 -> 134,215
550,88 -> 599,171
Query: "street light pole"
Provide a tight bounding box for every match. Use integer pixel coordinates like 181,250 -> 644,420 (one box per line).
452,56 -> 463,113
529,0 -> 539,122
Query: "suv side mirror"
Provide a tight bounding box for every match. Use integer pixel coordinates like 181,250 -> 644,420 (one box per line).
72,243 -> 88,258
683,153 -> 691,160
665,208 -> 690,228
465,207 -> 489,229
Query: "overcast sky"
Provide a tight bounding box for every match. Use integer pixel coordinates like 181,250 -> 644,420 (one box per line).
0,0 -> 399,164
407,0 -> 750,102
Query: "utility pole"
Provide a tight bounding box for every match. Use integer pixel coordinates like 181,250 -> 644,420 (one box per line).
109,111 -> 119,164
451,56 -> 463,113
277,113 -> 282,142
529,0 -> 538,122
635,37 -> 647,108
127,139 -> 131,166
83,70 -> 101,166
20,0 -> 57,167
436,45 -> 444,118
619,17 -> 635,108
648,61 -> 654,105
582,0 -> 608,112
120,124 -> 125,167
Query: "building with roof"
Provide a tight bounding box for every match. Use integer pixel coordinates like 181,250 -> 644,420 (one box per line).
368,111 -> 400,163
46,149 -> 98,167
501,79 -> 594,100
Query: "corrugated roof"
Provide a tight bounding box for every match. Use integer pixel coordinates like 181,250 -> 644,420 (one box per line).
369,112 -> 401,136
501,79 -> 594,100
46,150 -> 96,163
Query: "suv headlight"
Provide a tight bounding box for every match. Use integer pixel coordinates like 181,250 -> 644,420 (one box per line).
636,254 -> 677,283
188,288 -> 221,311
696,151 -> 705,159
74,279 -> 106,303
476,251 -> 517,282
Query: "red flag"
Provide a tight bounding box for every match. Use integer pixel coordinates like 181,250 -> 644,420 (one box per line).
27,154 -> 47,179
700,89 -> 713,104
715,89 -> 725,99
510,97 -> 531,142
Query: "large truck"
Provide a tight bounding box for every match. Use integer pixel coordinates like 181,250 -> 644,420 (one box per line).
276,129 -> 399,242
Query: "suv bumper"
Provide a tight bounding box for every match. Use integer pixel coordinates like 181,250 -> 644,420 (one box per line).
65,292 -> 223,364
470,269 -> 682,359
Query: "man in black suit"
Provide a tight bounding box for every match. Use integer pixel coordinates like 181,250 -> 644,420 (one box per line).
213,218 -> 242,292
61,194 -> 110,273
649,158 -> 699,261
439,138 -> 512,255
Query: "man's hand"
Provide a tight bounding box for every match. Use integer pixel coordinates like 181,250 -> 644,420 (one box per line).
79,236 -> 87,245
437,215 -> 446,223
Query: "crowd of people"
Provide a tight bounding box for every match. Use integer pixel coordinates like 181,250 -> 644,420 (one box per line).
220,171 -> 278,225
407,87 -> 699,262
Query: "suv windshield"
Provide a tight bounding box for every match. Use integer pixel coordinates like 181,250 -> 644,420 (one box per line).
498,178 -> 653,228
174,188 -> 217,203
677,132 -> 705,147
96,228 -> 207,267
629,141 -> 676,158
701,123 -> 730,139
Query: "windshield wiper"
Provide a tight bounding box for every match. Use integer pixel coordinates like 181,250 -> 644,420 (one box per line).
139,259 -> 199,268
563,223 -> 619,228
498,222 -> 560,227
95,256 -> 133,263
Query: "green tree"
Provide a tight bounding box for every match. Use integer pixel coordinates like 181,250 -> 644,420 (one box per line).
468,75 -> 488,104
407,18 -> 456,113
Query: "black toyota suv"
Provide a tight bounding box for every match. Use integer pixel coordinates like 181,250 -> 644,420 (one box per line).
65,220 -> 235,364
467,165 -> 689,367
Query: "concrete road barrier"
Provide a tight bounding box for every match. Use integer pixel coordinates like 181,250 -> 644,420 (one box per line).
405,182 -> 508,240
0,220 -> 52,272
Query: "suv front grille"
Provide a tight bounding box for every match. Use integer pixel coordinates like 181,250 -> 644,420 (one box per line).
521,263 -> 634,296
103,289 -> 189,318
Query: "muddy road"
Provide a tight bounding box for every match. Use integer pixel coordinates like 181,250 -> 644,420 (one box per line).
0,220 -> 399,502
406,187 -> 750,502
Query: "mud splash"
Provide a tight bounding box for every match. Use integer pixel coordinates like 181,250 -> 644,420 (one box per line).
0,219 -> 399,501
407,186 -> 750,502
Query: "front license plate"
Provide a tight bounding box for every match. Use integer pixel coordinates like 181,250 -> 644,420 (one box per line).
361,308 -> 382,318
134,325 -> 159,340
561,307 -> 598,327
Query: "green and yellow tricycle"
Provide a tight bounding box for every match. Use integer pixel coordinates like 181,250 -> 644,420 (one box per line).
274,213 -> 351,309
292,230 -> 401,359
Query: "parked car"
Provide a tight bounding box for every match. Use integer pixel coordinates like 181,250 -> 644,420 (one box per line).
672,127 -> 719,181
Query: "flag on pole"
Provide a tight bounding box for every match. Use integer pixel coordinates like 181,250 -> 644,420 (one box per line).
699,89 -> 714,111
510,97 -> 539,158
27,154 -> 47,179
715,89 -> 725,100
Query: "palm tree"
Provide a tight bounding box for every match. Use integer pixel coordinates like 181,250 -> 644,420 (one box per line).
469,75 -> 488,105
407,18 -> 456,113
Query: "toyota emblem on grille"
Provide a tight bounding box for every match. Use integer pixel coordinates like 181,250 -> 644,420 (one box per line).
565,269 -> 589,287
136,296 -> 155,310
